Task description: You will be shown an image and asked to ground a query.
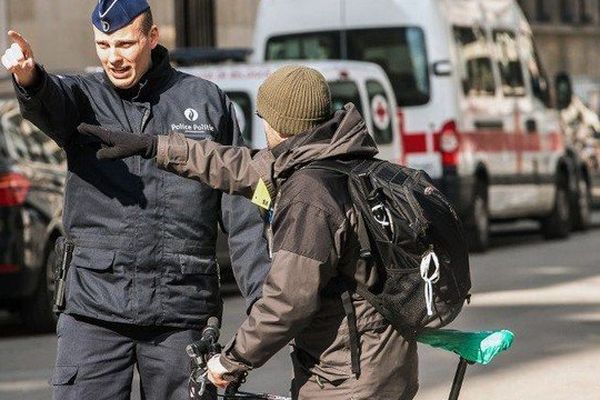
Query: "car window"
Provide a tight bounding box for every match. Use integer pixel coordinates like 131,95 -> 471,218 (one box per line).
366,80 -> 393,145
493,30 -> 526,97
0,104 -> 65,165
453,26 -> 496,96
226,91 -> 253,146
329,80 -> 363,116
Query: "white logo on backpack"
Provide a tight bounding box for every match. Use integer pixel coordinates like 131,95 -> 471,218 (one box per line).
420,249 -> 440,316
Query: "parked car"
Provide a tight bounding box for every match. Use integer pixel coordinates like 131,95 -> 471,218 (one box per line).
0,99 -> 65,332
554,72 -> 600,230
253,0 -> 576,251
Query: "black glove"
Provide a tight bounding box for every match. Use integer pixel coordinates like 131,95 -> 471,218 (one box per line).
77,123 -> 158,160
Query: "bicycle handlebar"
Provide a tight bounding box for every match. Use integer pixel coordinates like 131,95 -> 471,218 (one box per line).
186,317 -> 291,400
187,317 -> 223,400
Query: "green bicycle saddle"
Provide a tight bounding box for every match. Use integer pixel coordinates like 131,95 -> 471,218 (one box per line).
417,328 -> 515,365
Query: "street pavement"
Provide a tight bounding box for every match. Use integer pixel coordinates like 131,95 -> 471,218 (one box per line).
1,215 -> 600,399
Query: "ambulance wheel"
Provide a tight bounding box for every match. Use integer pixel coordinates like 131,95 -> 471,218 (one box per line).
570,175 -> 591,231
541,176 -> 571,240
466,184 -> 489,253
20,237 -> 58,333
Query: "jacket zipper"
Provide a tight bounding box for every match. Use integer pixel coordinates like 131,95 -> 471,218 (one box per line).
140,106 -> 151,133
266,190 -> 282,260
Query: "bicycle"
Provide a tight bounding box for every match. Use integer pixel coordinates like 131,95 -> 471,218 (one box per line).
186,317 -> 514,400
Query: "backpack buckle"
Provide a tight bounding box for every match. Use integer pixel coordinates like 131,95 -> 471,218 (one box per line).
370,203 -> 395,238
371,204 -> 391,226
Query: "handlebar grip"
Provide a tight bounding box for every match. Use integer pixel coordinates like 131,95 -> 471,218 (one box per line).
202,317 -> 220,344
187,317 -> 222,359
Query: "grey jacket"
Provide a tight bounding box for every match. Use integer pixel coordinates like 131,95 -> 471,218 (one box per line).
14,45 -> 270,328
156,104 -> 419,399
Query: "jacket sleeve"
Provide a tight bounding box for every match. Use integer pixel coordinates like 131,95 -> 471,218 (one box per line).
219,199 -> 347,373
218,95 -> 271,311
14,65 -> 85,147
156,133 -> 274,198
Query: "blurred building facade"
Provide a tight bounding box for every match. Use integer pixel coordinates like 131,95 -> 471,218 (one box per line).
517,0 -> 600,82
0,0 -> 260,74
0,0 -> 599,84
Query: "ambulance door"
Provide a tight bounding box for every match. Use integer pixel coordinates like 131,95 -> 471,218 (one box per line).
365,78 -> 396,161
491,28 -> 536,216
226,91 -> 260,148
452,26 -> 506,182
519,32 -> 557,213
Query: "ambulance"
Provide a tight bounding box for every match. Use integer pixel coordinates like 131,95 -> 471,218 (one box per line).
252,0 -> 577,251
180,60 -> 401,160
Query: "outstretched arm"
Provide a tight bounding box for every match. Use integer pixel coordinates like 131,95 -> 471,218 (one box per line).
77,124 -> 275,199
156,133 -> 262,198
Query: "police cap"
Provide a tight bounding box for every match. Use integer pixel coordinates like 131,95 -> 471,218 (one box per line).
91,0 -> 151,34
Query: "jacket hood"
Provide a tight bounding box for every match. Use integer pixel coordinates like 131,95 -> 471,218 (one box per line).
270,103 -> 378,181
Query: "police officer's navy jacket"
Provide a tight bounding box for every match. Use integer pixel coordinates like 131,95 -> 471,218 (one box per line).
15,45 -> 270,328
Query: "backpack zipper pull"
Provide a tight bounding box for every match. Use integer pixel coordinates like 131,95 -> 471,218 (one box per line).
420,247 -> 440,316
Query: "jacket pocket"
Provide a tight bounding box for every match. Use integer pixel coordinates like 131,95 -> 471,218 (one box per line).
162,254 -> 221,321
291,346 -> 352,385
71,247 -> 115,271
66,247 -> 127,317
179,254 -> 218,275
51,366 -> 78,385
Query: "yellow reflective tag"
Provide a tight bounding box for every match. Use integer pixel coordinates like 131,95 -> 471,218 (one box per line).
251,179 -> 272,210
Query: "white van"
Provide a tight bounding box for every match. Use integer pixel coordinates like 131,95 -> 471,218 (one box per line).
180,60 -> 401,160
253,0 -> 576,251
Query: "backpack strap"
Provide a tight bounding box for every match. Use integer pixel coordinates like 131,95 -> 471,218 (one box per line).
302,159 -> 374,258
340,289 -> 361,379
303,158 -> 389,377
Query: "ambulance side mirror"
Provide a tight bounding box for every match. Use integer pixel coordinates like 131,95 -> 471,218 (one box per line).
555,72 -> 573,110
432,60 -> 452,77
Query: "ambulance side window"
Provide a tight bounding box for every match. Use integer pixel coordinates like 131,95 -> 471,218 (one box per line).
452,26 -> 496,97
522,34 -> 551,107
346,27 -> 430,107
266,31 -> 341,60
226,92 -> 253,145
366,80 -> 393,145
493,30 -> 526,97
329,80 -> 363,116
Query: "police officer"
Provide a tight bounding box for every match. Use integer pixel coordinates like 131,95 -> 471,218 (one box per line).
2,1 -> 270,399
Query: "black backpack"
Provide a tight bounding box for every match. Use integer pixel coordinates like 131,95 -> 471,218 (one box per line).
308,158 -> 471,375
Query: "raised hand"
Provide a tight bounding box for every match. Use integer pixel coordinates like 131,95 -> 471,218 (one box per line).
2,30 -> 37,87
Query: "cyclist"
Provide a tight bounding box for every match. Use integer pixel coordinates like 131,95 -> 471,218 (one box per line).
79,65 -> 420,399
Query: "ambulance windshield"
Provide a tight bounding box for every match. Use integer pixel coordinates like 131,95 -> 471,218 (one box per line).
266,27 -> 430,107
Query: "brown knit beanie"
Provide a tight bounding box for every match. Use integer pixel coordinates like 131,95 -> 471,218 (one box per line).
256,65 -> 332,136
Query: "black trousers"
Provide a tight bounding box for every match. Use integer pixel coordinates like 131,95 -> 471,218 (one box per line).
51,313 -> 215,400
